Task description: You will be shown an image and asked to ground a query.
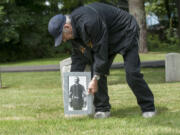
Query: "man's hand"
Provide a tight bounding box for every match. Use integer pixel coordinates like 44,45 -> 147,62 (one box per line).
88,78 -> 98,95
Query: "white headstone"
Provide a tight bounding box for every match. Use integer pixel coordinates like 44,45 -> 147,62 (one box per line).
60,57 -> 94,117
165,53 -> 180,82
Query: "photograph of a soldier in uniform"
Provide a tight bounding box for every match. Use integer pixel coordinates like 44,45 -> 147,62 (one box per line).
69,76 -> 87,111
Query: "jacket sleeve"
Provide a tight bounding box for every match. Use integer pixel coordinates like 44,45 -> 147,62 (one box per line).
70,45 -> 87,72
76,14 -> 109,75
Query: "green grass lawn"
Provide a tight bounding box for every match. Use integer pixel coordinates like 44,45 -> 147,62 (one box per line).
0,68 -> 180,135
0,52 -> 166,66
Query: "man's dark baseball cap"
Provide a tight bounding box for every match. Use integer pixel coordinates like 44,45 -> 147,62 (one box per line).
48,14 -> 66,47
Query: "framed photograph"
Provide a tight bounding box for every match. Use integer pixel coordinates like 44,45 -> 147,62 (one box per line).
63,72 -> 94,117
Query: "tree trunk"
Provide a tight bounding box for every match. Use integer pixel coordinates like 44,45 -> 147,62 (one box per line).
176,0 -> 180,38
128,0 -> 148,53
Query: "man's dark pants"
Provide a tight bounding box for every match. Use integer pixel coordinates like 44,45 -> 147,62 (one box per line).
93,43 -> 155,113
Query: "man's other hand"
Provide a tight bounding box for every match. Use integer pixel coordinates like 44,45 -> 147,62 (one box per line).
88,79 -> 98,95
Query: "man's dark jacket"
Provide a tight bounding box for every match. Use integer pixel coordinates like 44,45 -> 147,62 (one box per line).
70,2 -> 140,75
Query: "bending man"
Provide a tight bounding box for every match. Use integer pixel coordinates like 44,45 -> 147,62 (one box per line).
48,2 -> 156,118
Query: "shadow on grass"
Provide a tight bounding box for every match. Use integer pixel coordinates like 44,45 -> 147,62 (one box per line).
111,106 -> 168,118
35,106 -> 64,114
108,68 -> 165,85
0,86 -> 10,90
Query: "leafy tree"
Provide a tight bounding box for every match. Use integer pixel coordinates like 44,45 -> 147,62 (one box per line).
145,0 -> 178,29
61,0 -> 84,13
61,0 -> 128,13
145,0 -> 179,47
0,5 -> 5,21
176,0 -> 180,38
0,0 -> 127,62
0,0 -> 61,62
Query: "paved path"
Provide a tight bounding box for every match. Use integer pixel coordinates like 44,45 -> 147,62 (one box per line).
0,60 -> 165,72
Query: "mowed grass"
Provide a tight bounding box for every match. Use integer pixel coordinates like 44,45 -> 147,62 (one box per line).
0,68 -> 180,135
0,52 -> 166,66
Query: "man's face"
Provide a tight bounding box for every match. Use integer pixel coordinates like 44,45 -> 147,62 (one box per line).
62,23 -> 73,42
74,77 -> 79,84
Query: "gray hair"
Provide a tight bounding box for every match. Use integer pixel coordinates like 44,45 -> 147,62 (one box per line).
65,15 -> 71,24
62,15 -> 71,33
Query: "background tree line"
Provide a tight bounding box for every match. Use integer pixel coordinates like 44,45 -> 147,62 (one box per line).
0,0 -> 179,62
